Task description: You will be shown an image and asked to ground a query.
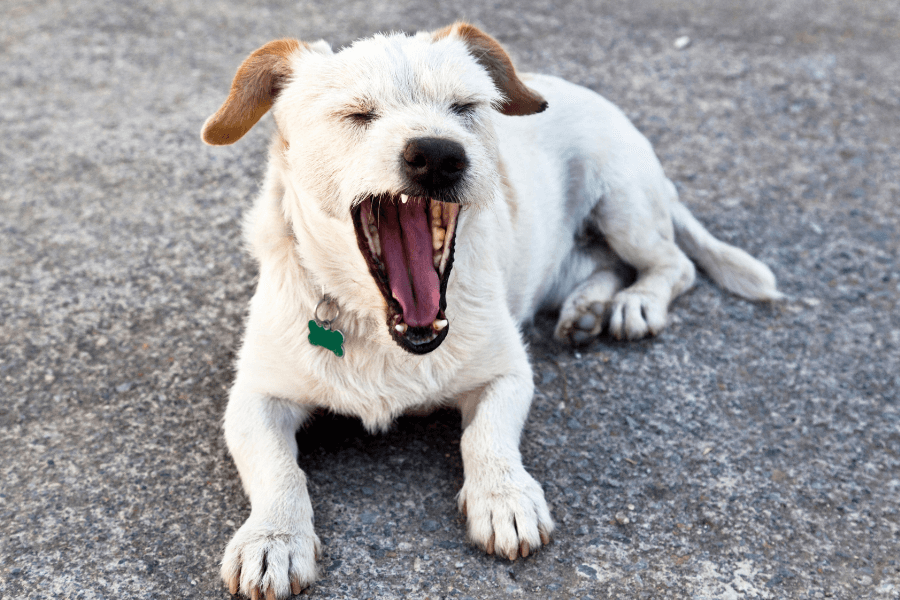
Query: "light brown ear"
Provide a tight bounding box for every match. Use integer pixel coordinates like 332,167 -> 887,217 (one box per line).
201,39 -> 306,145
434,22 -> 547,116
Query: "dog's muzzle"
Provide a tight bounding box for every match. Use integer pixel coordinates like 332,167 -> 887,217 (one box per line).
352,194 -> 460,355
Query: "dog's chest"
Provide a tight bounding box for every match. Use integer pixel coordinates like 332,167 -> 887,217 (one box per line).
303,341 -> 466,431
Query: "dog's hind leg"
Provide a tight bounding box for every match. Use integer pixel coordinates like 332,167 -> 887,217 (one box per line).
593,179 -> 697,340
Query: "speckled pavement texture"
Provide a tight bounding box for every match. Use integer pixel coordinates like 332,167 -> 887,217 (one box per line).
1,1 -> 898,599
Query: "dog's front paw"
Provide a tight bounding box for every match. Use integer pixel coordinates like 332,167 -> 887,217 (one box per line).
458,467 -> 554,560
221,514 -> 321,599
608,290 -> 667,340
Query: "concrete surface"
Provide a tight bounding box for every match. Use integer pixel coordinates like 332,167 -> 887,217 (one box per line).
1,0 -> 898,598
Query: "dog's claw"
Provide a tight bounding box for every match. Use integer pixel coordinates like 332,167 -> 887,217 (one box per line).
251,587 -> 262,600
539,526 -> 551,546
291,578 -> 303,595
228,569 -> 240,595
266,586 -> 277,600
460,499 -> 467,517
520,540 -> 530,558
485,533 -> 495,555
508,547 -> 517,561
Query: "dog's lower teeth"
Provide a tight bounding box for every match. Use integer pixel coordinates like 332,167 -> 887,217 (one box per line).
400,194 -> 409,204
395,323 -> 408,334
433,251 -> 442,269
432,319 -> 448,331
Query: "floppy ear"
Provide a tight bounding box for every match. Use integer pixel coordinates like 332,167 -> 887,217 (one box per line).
433,22 -> 547,116
201,39 -> 306,145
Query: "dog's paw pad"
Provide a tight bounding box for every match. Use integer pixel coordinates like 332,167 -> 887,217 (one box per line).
458,468 -> 554,560
574,312 -> 597,332
554,300 -> 608,345
608,291 -> 667,340
221,518 -> 320,599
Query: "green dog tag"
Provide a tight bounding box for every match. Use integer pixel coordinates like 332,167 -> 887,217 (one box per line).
308,319 -> 344,357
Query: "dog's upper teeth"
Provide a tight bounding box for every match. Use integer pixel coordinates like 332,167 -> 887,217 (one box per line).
400,194 -> 409,204
395,323 -> 408,334
432,226 -> 446,251
367,223 -> 381,256
432,318 -> 448,331
433,250 -> 442,270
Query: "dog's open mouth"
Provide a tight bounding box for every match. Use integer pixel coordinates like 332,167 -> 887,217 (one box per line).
352,194 -> 460,354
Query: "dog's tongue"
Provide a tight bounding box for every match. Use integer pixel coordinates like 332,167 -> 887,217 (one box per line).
378,199 -> 440,327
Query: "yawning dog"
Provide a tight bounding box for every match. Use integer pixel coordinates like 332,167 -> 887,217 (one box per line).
201,22 -> 781,598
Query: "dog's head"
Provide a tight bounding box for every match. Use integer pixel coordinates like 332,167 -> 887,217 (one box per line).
202,23 -> 546,354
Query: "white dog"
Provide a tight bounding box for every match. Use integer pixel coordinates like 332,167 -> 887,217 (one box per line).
201,22 -> 781,599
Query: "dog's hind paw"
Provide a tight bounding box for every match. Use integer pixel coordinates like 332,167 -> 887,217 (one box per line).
554,300 -> 608,346
458,467 -> 554,560
608,290 -> 668,340
554,269 -> 624,345
221,515 -> 321,599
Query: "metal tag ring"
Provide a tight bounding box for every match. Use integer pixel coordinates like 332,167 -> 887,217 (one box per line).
314,297 -> 340,328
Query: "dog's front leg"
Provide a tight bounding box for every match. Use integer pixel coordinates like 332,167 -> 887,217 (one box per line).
221,387 -> 320,599
456,351 -> 554,560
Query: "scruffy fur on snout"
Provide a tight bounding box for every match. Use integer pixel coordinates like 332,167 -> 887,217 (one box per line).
200,22 -> 781,599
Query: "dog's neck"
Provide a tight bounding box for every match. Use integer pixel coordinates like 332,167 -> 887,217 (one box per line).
276,176 -> 390,346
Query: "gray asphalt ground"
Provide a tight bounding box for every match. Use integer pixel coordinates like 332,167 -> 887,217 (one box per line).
2,1 -> 899,598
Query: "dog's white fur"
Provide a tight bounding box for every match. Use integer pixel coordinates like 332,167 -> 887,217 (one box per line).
201,24 -> 781,599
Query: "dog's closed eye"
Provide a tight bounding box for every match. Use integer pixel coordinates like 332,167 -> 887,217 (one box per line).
345,109 -> 378,127
450,102 -> 478,117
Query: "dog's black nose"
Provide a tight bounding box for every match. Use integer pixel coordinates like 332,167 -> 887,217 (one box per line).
402,137 -> 468,191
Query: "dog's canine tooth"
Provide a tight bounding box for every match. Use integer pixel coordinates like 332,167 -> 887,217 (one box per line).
430,202 -> 442,221
433,250 -> 442,270
432,318 -> 448,331
400,193 -> 409,204
395,323 -> 408,334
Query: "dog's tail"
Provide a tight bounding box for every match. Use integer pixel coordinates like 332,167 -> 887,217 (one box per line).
669,185 -> 783,301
